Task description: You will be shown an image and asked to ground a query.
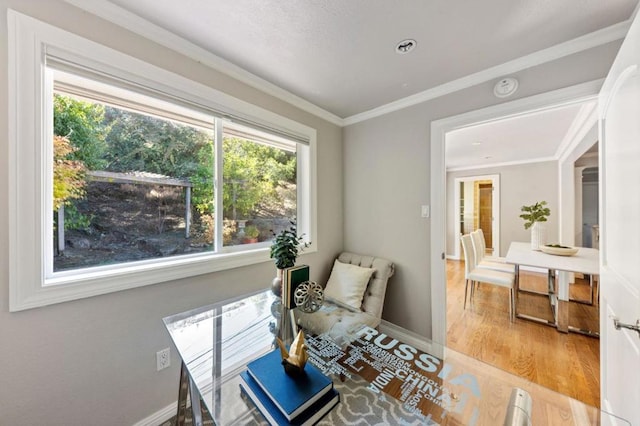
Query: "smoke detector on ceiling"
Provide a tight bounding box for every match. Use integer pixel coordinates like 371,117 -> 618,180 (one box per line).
493,77 -> 519,98
396,39 -> 417,54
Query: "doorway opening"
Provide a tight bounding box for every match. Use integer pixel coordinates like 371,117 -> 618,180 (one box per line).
430,81 -> 601,343
430,81 -> 601,405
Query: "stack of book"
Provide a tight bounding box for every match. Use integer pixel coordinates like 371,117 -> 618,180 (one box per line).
239,349 -> 339,425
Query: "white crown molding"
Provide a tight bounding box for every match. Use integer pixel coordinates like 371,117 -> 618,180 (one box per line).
343,21 -> 629,126
556,101 -> 598,162
446,156 -> 558,173
65,1 -> 629,128
63,0 -> 344,126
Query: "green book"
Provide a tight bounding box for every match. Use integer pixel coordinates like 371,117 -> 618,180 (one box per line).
284,265 -> 309,309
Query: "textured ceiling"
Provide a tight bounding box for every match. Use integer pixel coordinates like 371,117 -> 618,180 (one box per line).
445,102 -> 594,170
84,1 -> 633,168
106,0 -> 638,118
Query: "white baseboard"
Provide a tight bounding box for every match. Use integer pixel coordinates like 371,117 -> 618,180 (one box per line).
132,401 -> 176,426
379,320 -> 433,353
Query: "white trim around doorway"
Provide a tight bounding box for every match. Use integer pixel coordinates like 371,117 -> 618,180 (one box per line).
429,79 -> 602,346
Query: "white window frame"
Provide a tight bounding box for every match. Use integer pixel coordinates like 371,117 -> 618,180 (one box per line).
8,10 -> 317,311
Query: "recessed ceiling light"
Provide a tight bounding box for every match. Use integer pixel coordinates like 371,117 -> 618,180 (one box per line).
472,141 -> 482,146
396,39 -> 417,54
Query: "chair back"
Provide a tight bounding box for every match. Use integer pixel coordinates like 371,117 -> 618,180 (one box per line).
460,234 -> 476,277
470,230 -> 484,261
476,228 -> 488,253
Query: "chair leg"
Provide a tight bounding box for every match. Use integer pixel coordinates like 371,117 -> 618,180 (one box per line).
509,288 -> 514,322
464,279 -> 469,309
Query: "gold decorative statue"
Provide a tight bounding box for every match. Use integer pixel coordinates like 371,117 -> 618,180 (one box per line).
276,330 -> 308,376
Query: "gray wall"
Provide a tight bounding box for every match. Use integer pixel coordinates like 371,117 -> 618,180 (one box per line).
0,1 -> 342,424
446,162 -> 560,258
343,41 -> 620,339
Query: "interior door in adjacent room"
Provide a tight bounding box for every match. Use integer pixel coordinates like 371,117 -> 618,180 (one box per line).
478,183 -> 493,253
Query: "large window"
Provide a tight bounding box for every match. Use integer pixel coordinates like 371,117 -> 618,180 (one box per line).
52,70 -> 299,273
9,11 -> 316,311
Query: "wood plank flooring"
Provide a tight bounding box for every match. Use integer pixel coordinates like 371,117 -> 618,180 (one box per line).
445,259 -> 600,408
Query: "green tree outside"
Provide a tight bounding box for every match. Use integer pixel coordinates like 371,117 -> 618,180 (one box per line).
53,94 -> 109,170
53,93 -> 296,243
222,137 -> 296,220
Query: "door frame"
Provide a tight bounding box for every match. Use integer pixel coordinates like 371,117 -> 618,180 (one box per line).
429,80 -> 601,345
452,174 -> 500,260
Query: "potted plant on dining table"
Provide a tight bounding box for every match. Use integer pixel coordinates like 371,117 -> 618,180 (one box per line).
520,201 -> 551,250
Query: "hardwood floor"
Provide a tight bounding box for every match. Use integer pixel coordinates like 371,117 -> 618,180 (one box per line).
445,259 -> 600,408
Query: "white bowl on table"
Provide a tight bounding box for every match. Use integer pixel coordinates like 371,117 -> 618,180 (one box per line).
540,244 -> 579,256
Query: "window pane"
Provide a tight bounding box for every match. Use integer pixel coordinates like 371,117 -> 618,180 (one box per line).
222,132 -> 297,247
53,92 -> 215,272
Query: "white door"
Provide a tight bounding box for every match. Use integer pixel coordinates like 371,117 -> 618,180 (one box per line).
599,8 -> 640,425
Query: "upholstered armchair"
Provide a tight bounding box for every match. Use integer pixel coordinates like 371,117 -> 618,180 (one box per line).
295,252 -> 395,341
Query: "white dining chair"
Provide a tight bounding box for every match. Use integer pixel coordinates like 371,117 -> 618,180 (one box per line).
475,228 -> 509,263
470,230 -> 515,273
461,234 -> 516,321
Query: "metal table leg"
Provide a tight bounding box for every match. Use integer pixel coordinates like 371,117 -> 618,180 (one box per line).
569,274 -> 596,305
189,375 -> 204,426
176,362 -> 189,426
176,360 -> 207,426
515,267 -> 561,329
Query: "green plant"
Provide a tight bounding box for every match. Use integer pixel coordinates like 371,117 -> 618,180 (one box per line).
270,220 -> 309,269
244,225 -> 260,239
519,201 -> 551,229
54,94 -> 108,170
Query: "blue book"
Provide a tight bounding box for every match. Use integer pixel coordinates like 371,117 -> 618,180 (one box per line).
240,371 -> 339,426
246,349 -> 333,420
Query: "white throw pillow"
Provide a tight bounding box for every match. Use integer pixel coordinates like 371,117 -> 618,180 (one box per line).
324,260 -> 375,310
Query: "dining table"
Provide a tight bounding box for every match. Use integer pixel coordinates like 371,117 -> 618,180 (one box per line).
505,241 -> 599,337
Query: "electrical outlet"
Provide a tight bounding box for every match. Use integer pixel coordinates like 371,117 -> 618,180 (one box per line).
156,348 -> 170,371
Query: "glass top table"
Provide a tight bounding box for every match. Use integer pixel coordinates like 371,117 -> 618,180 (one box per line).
163,290 -> 626,425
